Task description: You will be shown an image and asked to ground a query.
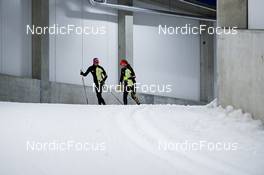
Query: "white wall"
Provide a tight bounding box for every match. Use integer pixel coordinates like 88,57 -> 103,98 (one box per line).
248,0 -> 264,29
50,0 -> 201,100
0,0 -> 2,74
133,14 -> 200,100
0,0 -> 201,100
49,0 -> 118,86
0,0 -> 31,77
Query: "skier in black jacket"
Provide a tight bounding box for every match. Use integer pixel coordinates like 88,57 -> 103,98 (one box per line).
119,59 -> 140,105
80,58 -> 107,105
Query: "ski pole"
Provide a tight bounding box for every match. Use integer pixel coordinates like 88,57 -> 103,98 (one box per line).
81,73 -> 89,104
82,77 -> 89,104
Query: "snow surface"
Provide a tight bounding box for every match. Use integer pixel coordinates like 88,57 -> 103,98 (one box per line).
0,102 -> 264,175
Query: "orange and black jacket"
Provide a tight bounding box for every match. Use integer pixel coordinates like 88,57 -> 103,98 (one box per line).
119,64 -> 136,86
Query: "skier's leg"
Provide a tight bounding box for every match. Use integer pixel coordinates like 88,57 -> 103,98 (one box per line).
95,87 -> 101,105
131,93 -> 140,105
99,84 -> 106,105
123,85 -> 128,105
100,95 -> 106,105
97,92 -> 105,105
131,85 -> 140,105
95,85 -> 105,105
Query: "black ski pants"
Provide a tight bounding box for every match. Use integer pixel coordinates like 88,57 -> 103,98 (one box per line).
95,83 -> 106,105
123,82 -> 139,105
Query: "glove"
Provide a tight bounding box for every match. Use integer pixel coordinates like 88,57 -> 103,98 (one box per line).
80,71 -> 84,76
128,76 -> 136,80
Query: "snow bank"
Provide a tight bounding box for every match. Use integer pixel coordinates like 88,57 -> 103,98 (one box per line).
0,102 -> 263,175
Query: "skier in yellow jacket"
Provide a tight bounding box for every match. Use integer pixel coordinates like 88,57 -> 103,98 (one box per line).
80,58 -> 107,105
119,59 -> 140,105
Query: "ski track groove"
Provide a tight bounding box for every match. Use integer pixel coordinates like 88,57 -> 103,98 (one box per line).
114,106 -> 260,175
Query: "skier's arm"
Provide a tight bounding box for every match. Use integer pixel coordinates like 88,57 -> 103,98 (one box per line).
128,66 -> 136,80
119,68 -> 124,83
102,67 -> 108,82
81,66 -> 92,77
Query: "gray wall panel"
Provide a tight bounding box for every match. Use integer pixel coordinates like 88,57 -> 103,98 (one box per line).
248,0 -> 264,29
0,0 -> 31,77
0,74 -> 40,103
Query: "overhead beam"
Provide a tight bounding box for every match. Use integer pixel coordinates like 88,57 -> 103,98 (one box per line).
89,0 -> 216,22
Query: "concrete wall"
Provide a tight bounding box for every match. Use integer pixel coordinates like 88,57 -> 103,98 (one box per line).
217,0 -> 264,121
47,81 -> 203,105
217,30 -> 264,121
0,74 -> 40,103
48,82 -> 119,105
217,0 -> 248,28
0,0 -> 32,77
0,74 -> 202,105
49,81 -> 202,105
